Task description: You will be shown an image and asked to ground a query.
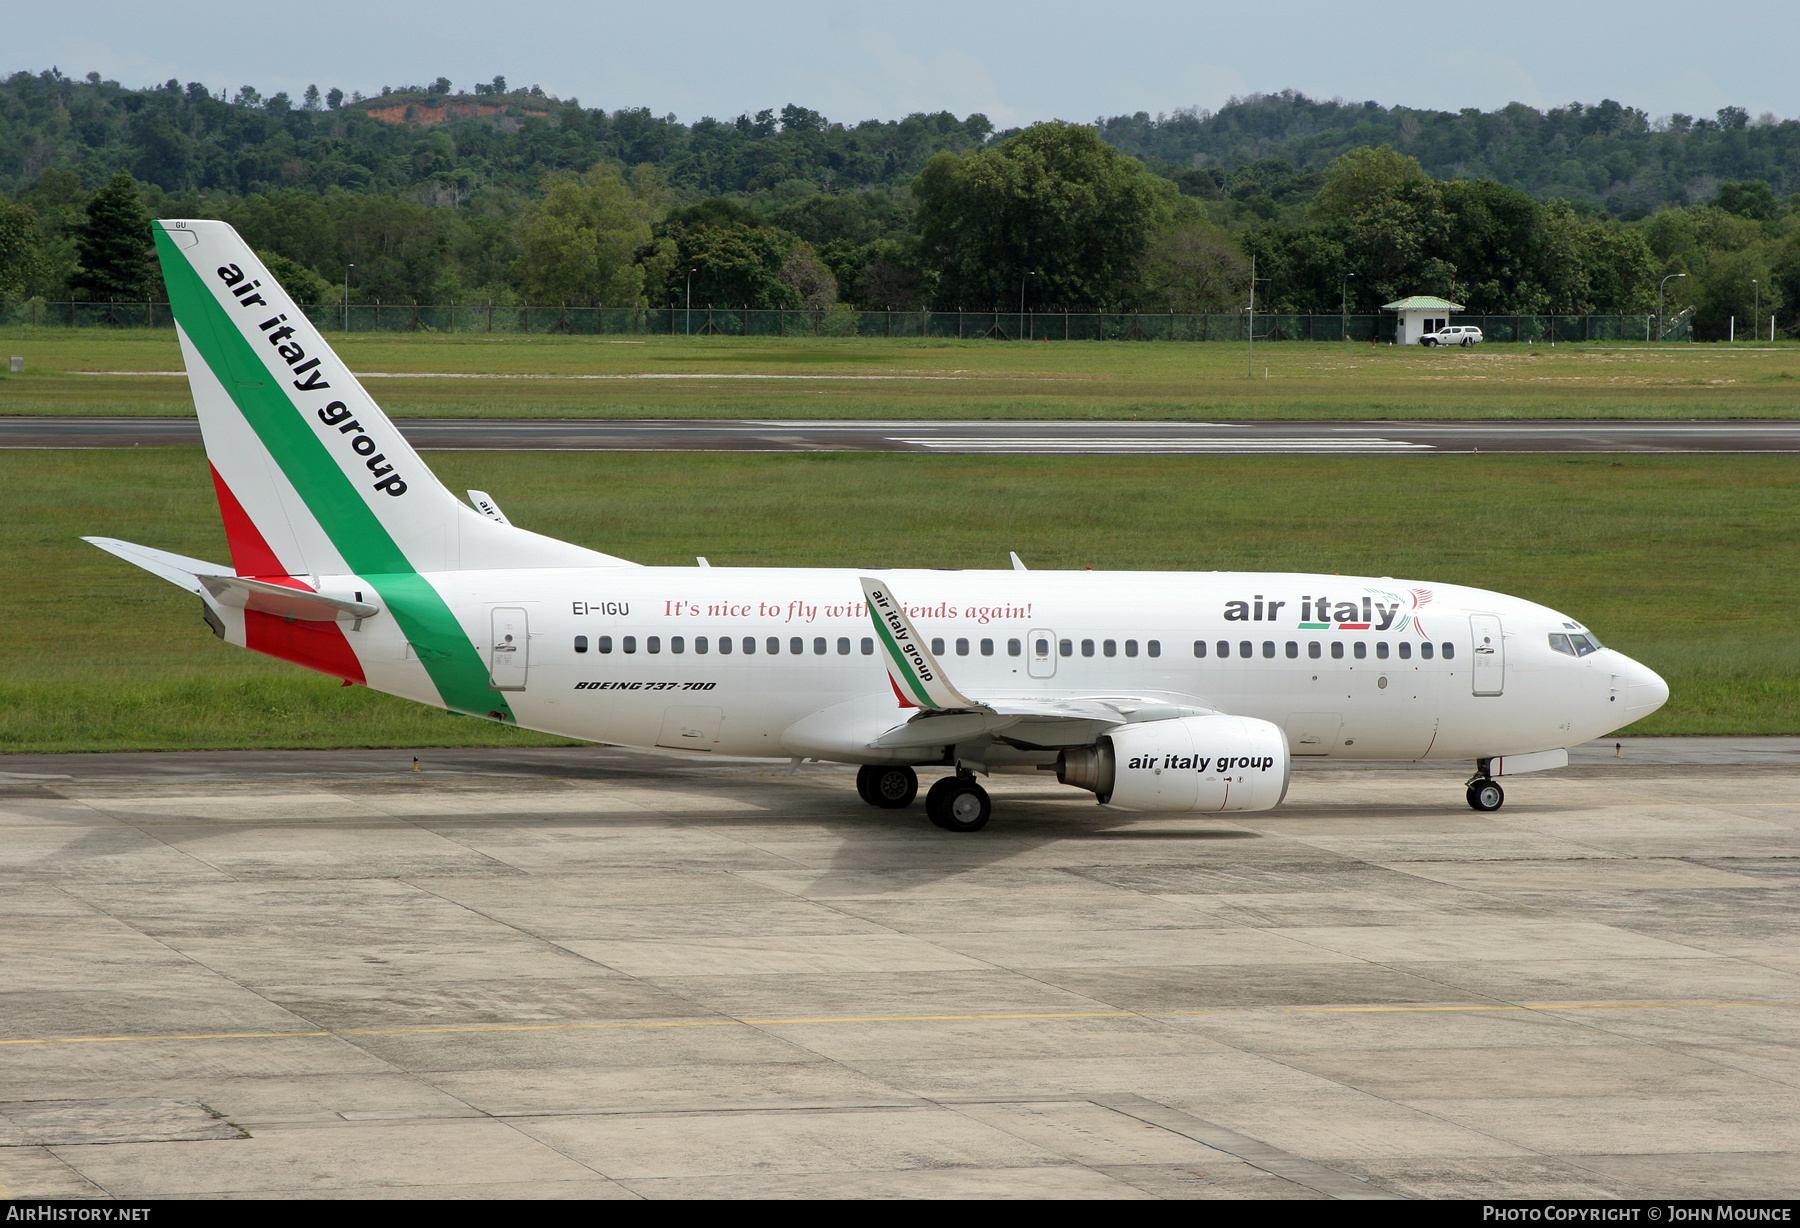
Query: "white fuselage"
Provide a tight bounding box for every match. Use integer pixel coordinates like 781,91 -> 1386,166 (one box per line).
334,567 -> 1667,766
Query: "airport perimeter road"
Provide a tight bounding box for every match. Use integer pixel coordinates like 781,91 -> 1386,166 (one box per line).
0,746 -> 1794,1199
6,416 -> 1800,454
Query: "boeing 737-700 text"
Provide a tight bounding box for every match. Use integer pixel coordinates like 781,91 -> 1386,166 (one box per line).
87,220 -> 1669,831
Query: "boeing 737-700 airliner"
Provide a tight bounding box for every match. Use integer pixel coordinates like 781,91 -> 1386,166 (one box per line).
88,220 -> 1669,831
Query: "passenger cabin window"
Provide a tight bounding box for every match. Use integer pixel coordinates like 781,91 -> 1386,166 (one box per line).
1008,639 -> 1022,657
1060,639 -> 1073,657
1103,639 -> 1116,658
1081,639 -> 1095,658
672,636 -> 684,654
647,636 -> 660,654
790,637 -> 804,656
862,638 -> 875,655
623,636 -> 637,654
1147,640 -> 1160,657
1125,640 -> 1138,657
1331,642 -> 1344,659
1398,642 -> 1411,660
1308,642 -> 1321,659
718,636 -> 731,655
1442,642 -> 1455,660
1261,641 -> 1275,658
931,637 -> 945,655
696,636 -> 709,654
1285,642 -> 1298,659
1420,642 -> 1433,660
574,635 -> 588,654
1193,640 -> 1206,658
838,637 -> 851,655
742,637 -> 755,654
1217,641 -> 1230,659
956,638 -> 969,656
1239,641 -> 1252,659
598,635 -> 613,654
981,639 -> 994,657
1353,642 -> 1366,659
813,637 -> 826,655
1376,642 -> 1388,659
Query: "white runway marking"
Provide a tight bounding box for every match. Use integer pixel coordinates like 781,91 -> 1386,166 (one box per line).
892,436 -> 1436,454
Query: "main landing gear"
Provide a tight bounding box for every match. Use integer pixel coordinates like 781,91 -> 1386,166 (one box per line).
925,773 -> 992,832
856,764 -> 918,809
1466,760 -> 1505,812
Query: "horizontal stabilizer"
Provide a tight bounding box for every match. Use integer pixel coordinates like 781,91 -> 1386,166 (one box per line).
84,536 -> 224,597
194,574 -> 378,622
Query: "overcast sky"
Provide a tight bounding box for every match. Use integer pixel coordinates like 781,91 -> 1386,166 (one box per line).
10,1 -> 1795,128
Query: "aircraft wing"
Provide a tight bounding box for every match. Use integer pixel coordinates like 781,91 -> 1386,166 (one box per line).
868,694 -> 1219,749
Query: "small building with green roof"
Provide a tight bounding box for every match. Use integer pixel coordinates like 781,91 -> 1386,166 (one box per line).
1382,295 -> 1464,345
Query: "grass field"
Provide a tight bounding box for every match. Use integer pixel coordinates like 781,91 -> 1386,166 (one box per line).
4,448 -> 1791,754
4,328 -> 1800,420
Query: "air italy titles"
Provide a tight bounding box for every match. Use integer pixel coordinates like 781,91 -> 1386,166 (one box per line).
215,262 -> 407,498
1224,594 -> 1402,631
866,586 -> 937,683
1125,754 -> 1278,774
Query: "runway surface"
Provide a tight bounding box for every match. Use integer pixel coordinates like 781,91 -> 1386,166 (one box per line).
6,416 -> 1800,454
1,740 -> 1794,1199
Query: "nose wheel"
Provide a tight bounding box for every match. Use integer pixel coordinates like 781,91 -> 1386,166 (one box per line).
1466,778 -> 1504,812
856,764 -> 918,809
925,775 -> 991,832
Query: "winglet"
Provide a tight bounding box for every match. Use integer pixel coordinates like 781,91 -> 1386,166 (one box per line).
859,578 -> 975,711
1009,551 -> 1027,571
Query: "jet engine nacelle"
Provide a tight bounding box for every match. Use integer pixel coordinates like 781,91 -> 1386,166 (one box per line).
1057,714 -> 1291,813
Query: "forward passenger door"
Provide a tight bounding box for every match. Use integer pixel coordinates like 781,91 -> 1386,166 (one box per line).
1469,614 -> 1504,696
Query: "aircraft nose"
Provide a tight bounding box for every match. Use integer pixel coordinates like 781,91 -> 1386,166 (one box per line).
1620,655 -> 1669,720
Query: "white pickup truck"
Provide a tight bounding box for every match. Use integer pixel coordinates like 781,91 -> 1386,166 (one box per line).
1422,324 -> 1483,347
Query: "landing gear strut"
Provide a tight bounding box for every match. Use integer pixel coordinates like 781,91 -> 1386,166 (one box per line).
856,764 -> 918,809
1466,761 -> 1504,812
925,773 -> 991,832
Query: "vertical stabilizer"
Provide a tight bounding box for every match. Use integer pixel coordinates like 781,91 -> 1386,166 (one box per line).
152,219 -> 634,577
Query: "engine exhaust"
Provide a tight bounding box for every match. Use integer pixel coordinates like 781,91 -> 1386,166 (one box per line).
1056,741 -> 1115,803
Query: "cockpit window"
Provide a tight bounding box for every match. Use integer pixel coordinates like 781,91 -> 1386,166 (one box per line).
1548,633 -> 1575,656
1570,633 -> 1600,656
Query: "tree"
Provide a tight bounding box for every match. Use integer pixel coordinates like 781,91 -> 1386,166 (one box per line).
778,242 -> 837,309
914,121 -> 1170,308
1312,146 -> 1429,222
1136,221 -> 1251,311
0,200 -> 48,298
70,171 -> 153,300
516,166 -> 657,305
257,251 -> 334,305
651,221 -> 798,309
1712,181 -> 1778,222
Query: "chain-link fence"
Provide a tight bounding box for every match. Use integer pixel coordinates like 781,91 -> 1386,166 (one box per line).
0,301 -> 1695,342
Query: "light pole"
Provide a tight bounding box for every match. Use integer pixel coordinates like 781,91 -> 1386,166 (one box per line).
1341,272 -> 1355,341
342,263 -> 354,332
1657,272 -> 1686,342
685,269 -> 696,336
1019,270 -> 1037,341
1752,280 -> 1759,342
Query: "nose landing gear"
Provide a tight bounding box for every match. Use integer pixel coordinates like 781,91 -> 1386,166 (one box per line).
1466,761 -> 1505,812
925,773 -> 992,832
